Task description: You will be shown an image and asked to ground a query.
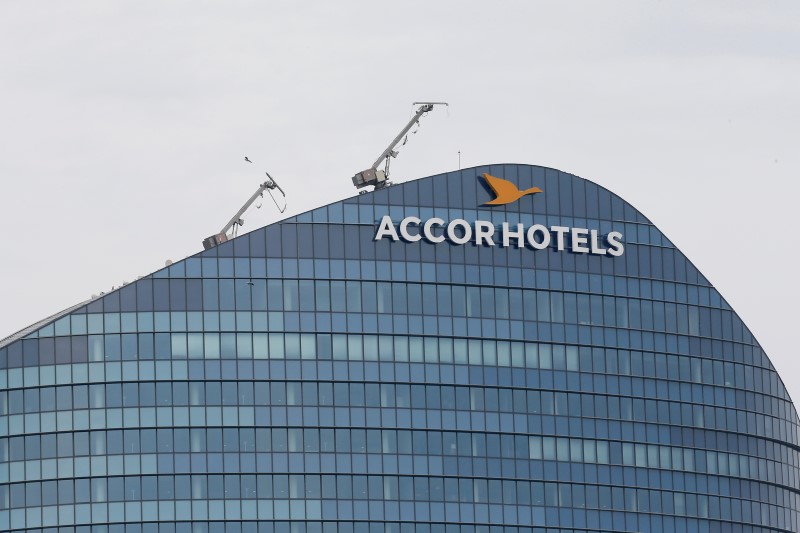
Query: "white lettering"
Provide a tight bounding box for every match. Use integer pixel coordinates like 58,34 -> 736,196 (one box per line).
375,215 -> 624,257
423,217 -> 446,243
590,229 -> 607,255
374,215 -> 399,241
571,228 -> 589,253
526,224 -> 551,250
502,223 -> 526,248
474,220 -> 495,246
606,231 -> 625,257
446,219 -> 472,245
551,226 -> 569,251
399,216 -> 422,242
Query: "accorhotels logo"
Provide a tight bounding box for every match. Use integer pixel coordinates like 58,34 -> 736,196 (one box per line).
374,174 -> 625,256
482,173 -> 543,205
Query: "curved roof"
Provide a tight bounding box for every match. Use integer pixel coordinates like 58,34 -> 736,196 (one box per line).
2,162 -> 797,425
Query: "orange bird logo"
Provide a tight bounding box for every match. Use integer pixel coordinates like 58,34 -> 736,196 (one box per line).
481,173 -> 543,205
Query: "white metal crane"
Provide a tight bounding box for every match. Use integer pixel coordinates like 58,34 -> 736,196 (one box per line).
352,101 -> 448,191
202,168 -> 286,250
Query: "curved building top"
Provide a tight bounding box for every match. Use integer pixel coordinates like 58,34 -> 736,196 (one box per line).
2,163 -> 800,532
2,162 -> 798,432
0,164 -> 798,416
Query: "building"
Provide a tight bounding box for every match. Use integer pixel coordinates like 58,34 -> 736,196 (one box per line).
1,163 -> 798,533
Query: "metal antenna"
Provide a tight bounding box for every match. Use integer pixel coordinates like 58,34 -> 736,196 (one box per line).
202,161 -> 287,250
352,101 -> 448,191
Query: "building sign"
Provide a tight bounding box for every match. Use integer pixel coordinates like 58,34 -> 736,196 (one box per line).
375,216 -> 624,256
373,174 -> 625,256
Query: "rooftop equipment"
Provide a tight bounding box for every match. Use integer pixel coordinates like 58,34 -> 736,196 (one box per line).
202,163 -> 286,250
352,102 -> 448,191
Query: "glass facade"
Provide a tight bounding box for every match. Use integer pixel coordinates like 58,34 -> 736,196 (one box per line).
1,163 -> 798,533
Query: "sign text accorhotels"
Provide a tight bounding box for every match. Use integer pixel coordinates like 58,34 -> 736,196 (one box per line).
374,216 -> 624,256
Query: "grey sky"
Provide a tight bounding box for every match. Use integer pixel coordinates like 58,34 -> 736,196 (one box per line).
1,2 -> 799,401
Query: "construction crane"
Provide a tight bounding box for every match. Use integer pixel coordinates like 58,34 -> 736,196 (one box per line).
202,168 -> 286,250
352,101 -> 448,191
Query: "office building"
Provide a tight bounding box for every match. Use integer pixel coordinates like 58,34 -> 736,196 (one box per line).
1,164 -> 797,532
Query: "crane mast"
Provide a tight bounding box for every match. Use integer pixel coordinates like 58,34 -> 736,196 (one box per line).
352,102 -> 448,191
202,170 -> 286,250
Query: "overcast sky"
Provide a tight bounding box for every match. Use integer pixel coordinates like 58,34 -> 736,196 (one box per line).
1,1 -> 798,401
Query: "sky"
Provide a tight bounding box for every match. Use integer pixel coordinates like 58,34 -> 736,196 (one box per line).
0,1 -> 798,401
